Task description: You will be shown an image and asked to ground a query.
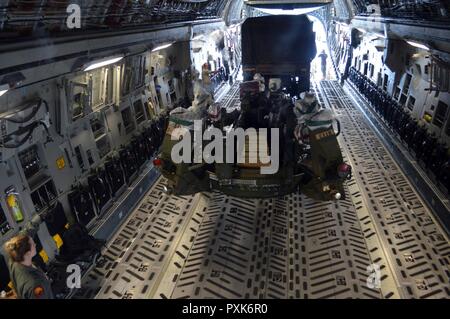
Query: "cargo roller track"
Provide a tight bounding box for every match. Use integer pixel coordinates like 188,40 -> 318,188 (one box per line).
72,81 -> 449,299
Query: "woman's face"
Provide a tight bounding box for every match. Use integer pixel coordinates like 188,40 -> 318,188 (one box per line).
28,237 -> 37,258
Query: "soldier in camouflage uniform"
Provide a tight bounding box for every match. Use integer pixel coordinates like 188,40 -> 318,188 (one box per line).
4,234 -> 54,299
294,92 -> 347,200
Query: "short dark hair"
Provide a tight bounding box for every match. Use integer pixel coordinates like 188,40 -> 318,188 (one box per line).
4,235 -> 32,263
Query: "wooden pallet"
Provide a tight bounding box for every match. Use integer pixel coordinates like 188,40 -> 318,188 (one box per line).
237,130 -> 271,168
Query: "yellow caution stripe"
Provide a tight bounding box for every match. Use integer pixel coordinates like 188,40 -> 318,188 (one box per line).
39,249 -> 49,263
52,234 -> 63,249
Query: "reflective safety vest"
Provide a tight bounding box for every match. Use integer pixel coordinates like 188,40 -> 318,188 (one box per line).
294,107 -> 334,131
305,109 -> 334,131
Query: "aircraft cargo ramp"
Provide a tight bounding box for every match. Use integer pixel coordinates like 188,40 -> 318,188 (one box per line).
72,81 -> 450,299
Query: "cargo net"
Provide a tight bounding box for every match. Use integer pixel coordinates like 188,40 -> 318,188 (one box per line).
352,0 -> 450,22
0,0 -> 226,39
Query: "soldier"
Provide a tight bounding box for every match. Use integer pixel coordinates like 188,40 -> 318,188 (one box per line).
3,234 -> 54,299
279,99 -> 297,166
189,74 -> 214,118
201,63 -> 214,97
294,92 -> 334,139
267,78 -> 284,127
253,73 -> 266,93
294,92 -> 341,177
268,78 -> 282,98
293,92 -> 348,200
238,80 -> 265,129
252,74 -> 271,128
318,50 -> 328,79
207,103 -> 239,129
187,67 -> 198,104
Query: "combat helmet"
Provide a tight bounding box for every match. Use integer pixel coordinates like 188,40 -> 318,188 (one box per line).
296,91 -> 319,114
207,103 -> 222,122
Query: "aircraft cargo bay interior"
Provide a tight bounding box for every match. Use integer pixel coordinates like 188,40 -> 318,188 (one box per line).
0,0 -> 449,301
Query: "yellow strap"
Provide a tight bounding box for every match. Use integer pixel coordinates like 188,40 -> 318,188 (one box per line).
64,223 -> 70,230
39,249 -> 49,263
8,281 -> 13,289
52,234 -> 63,249
56,156 -> 66,169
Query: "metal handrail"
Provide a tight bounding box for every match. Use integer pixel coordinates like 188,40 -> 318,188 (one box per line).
355,1 -> 450,22
0,0 -> 223,34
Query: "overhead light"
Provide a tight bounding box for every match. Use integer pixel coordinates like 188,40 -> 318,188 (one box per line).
256,5 -> 323,15
83,56 -> 124,71
406,40 -> 429,51
0,84 -> 8,97
152,43 -> 173,52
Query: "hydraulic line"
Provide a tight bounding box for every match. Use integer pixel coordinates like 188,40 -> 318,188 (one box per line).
0,98 -> 51,148
0,98 -> 46,123
0,121 -> 50,148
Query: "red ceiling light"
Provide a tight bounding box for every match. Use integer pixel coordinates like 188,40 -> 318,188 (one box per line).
153,158 -> 163,166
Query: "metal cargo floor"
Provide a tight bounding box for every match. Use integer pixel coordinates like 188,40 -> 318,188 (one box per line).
72,81 -> 450,299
